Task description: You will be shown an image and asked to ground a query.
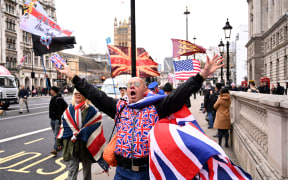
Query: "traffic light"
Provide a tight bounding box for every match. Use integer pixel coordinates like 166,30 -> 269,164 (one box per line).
101,76 -> 106,82
31,72 -> 35,78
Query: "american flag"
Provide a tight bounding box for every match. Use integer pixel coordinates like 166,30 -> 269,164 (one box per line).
50,54 -> 66,69
173,59 -> 201,80
149,105 -> 251,180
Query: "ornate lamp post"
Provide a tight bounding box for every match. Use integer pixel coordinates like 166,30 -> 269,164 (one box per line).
222,18 -> 232,88
218,39 -> 225,85
184,6 -> 190,60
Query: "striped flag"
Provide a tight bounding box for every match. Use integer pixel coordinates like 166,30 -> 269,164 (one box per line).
149,106 -> 251,180
57,104 -> 107,165
19,55 -> 27,66
173,59 -> 201,80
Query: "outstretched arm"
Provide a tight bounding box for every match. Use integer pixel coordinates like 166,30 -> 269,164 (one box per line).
156,55 -> 224,119
58,63 -> 117,118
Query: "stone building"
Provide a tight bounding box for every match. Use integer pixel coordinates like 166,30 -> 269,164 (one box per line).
0,0 -> 58,89
114,17 -> 131,47
246,0 -> 288,86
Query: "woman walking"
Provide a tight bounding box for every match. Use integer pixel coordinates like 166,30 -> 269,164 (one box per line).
213,88 -> 231,148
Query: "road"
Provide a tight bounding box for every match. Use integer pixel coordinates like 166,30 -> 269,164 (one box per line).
0,95 -> 114,180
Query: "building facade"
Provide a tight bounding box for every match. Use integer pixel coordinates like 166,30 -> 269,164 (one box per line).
246,0 -> 288,86
114,17 -> 131,47
0,0 -> 58,90
235,25 -> 248,85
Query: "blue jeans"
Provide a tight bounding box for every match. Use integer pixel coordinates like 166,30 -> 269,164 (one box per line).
207,112 -> 214,128
114,166 -> 149,180
50,119 -> 60,150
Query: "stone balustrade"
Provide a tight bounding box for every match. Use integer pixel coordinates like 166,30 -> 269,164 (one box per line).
230,91 -> 288,180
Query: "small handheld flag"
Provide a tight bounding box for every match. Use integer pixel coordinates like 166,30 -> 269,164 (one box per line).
106,37 -> 111,45
50,54 -> 66,69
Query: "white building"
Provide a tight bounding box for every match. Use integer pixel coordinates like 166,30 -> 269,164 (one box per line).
0,0 -> 58,89
235,25 -> 248,85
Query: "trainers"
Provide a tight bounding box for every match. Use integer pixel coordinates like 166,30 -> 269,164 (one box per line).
51,149 -> 57,155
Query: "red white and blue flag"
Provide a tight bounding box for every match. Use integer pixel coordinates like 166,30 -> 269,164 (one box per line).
50,54 -> 66,69
57,104 -> 107,166
19,55 -> 27,66
149,106 -> 251,180
173,59 -> 201,80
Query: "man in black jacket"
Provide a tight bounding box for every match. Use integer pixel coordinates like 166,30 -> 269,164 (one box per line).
59,55 -> 224,179
49,86 -> 68,155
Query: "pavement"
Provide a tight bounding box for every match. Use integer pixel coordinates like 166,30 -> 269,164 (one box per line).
77,94 -> 239,180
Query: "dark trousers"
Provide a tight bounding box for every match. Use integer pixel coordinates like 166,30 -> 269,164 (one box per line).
218,129 -> 229,147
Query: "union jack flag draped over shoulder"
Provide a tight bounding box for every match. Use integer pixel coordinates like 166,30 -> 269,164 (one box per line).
149,105 -> 252,180
57,104 -> 108,171
108,45 -> 160,78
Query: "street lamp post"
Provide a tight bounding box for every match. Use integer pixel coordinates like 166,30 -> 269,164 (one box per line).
222,18 -> 232,88
184,6 -> 190,60
218,39 -> 225,85
193,35 -> 197,59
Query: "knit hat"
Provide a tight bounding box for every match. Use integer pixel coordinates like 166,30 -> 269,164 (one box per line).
163,83 -> 173,93
51,86 -> 59,93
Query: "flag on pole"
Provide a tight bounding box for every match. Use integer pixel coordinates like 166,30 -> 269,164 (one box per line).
171,39 -> 206,58
106,37 -> 111,44
20,0 -> 72,37
173,59 -> 201,80
50,54 -> 66,69
108,45 -> 160,78
32,35 -> 76,56
19,55 -> 27,66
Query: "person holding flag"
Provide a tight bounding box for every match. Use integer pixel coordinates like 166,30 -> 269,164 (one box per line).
58,54 -> 250,179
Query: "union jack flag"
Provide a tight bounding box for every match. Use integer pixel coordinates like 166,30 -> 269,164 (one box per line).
50,54 -> 66,69
149,106 -> 252,180
57,104 -> 108,171
19,55 -> 27,66
173,59 -> 201,80
108,45 -> 160,78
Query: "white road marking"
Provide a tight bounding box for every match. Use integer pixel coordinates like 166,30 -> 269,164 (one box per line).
0,127 -> 50,144
0,111 -> 49,121
6,105 -> 50,113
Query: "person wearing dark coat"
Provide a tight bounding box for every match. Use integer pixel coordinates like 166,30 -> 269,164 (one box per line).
204,84 -> 215,129
275,82 -> 285,95
49,86 -> 68,155
18,85 -> 29,113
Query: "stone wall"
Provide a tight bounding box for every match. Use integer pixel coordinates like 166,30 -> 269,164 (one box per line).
230,91 -> 288,180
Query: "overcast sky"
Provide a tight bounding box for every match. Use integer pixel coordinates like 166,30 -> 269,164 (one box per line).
55,0 -> 248,64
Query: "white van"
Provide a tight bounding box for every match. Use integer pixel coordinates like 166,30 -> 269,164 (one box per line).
0,75 -> 19,109
101,78 -> 121,99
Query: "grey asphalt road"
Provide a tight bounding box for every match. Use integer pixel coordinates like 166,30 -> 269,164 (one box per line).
0,95 -> 114,180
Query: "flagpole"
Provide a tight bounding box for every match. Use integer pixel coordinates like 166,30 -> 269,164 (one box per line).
106,38 -> 117,98
41,55 -> 50,91
131,0 -> 136,77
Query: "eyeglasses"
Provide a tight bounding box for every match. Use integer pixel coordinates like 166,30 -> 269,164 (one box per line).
126,81 -> 142,88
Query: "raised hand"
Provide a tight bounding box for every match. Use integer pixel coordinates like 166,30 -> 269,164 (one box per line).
57,61 -> 75,80
200,54 -> 224,79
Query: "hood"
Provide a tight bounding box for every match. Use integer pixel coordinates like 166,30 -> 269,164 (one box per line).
220,93 -> 230,100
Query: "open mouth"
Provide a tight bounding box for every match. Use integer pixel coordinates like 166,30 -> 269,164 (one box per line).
131,91 -> 136,96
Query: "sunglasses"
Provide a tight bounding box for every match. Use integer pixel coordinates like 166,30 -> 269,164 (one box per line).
126,81 -> 142,88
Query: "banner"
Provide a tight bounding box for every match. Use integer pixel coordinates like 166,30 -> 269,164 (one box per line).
108,45 -> 160,78
20,0 -> 72,37
19,55 -> 27,66
32,35 -> 76,56
171,39 -> 206,58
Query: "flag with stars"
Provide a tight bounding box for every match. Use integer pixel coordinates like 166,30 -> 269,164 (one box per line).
173,59 -> 201,80
50,54 -> 66,69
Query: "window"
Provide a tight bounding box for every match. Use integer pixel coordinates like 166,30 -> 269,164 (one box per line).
35,56 -> 39,66
46,56 -> 49,68
276,59 -> 279,80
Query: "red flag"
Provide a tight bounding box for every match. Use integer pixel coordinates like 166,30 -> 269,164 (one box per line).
108,45 -> 160,78
171,39 -> 206,58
